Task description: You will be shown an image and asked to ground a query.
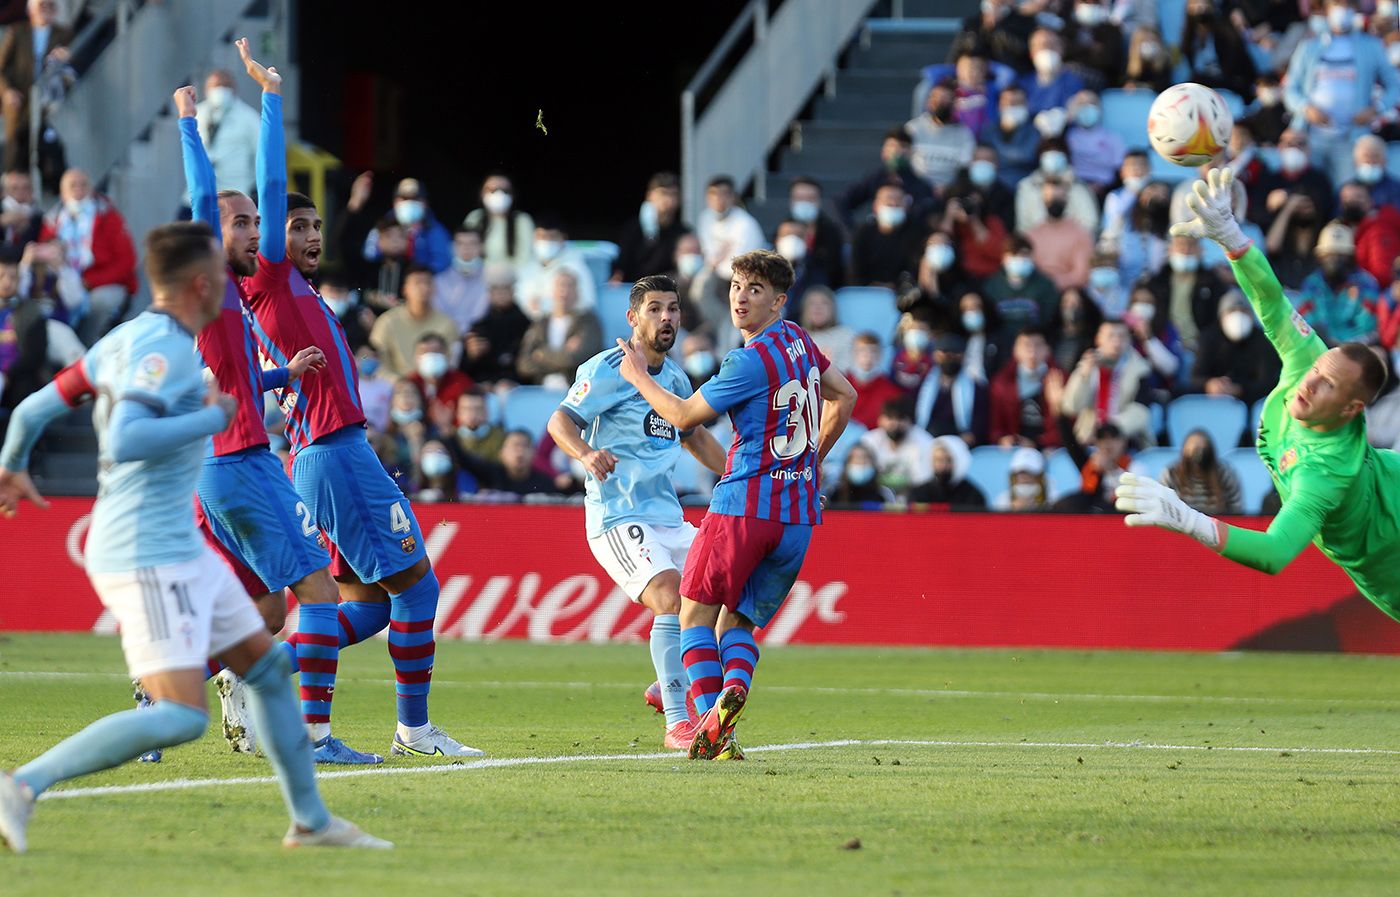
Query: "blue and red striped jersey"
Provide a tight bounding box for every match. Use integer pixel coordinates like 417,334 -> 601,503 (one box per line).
244,255 -> 365,455
196,278 -> 273,456
699,319 -> 829,524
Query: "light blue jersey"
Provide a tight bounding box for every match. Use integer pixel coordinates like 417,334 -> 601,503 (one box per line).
559,347 -> 694,538
84,312 -> 219,573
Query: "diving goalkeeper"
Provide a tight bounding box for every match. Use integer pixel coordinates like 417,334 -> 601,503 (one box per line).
1115,167 -> 1400,621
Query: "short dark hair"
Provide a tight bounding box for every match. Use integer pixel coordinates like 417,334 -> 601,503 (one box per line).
454,224 -> 483,238
884,127 -> 913,145
1005,232 -> 1033,254
504,428 -> 534,445
1124,148 -> 1149,162
874,177 -> 906,196
730,249 -> 795,294
853,331 -> 884,346
286,192 -> 316,215
144,221 -> 217,290
880,398 -> 914,420
1016,325 -> 1049,343
789,175 -> 821,194
404,262 -> 435,281
1095,421 -> 1124,441
416,332 -> 447,350
647,171 -> 679,192
1339,342 -> 1389,403
706,174 -> 735,191
629,274 -> 678,311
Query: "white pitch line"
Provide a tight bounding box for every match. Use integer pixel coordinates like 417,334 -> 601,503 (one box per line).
3,669 -> 1397,707
37,738 -> 1400,803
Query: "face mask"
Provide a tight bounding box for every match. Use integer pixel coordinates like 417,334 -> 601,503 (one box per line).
1012,482 -> 1042,499
925,243 -> 955,271
1,195 -> 29,215
961,309 -> 985,332
416,351 -> 449,380
969,159 -> 997,188
483,190 -> 513,215
1138,40 -> 1160,61
1034,107 -> 1067,137
904,329 -> 931,353
850,361 -> 880,382
1075,105 -> 1102,129
1169,253 -> 1200,273
394,199 -> 425,226
639,200 -> 659,238
1004,255 -> 1034,279
357,356 -> 379,377
63,197 -> 91,217
1039,151 -> 1068,176
1074,3 -> 1106,26
791,200 -> 819,223
1122,175 -> 1147,194
1257,87 -> 1281,107
939,359 -> 963,377
876,205 -> 906,229
1045,198 -> 1068,219
1129,302 -> 1156,323
1089,267 -> 1119,290
1357,163 -> 1385,185
458,423 -> 492,440
685,352 -> 717,378
777,233 -> 808,262
1032,49 -> 1061,75
207,85 -> 233,108
1221,310 -> 1254,341
1341,201 -> 1368,224
846,464 -> 876,486
677,252 -> 704,279
421,452 -> 453,478
1001,105 -> 1029,130
534,239 -> 563,262
324,297 -> 350,318
1309,14 -> 1328,35
1328,6 -> 1354,32
453,256 -> 483,275
390,407 -> 423,426
884,152 -> 910,172
1279,147 -> 1308,175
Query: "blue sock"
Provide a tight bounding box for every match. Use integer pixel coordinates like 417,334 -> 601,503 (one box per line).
292,603 -> 341,726
338,600 -> 391,648
719,628 -> 759,694
388,572 -> 439,728
680,626 -> 722,716
16,701 -> 206,796
650,615 -> 687,726
241,647 -> 331,832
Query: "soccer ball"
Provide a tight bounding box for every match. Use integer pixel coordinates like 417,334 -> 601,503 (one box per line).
1147,83 -> 1234,167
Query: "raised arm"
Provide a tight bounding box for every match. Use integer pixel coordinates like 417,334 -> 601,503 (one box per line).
174,86 -> 219,232
237,37 -> 286,261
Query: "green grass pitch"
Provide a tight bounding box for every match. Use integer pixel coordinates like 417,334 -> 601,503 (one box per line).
2,633 -> 1399,896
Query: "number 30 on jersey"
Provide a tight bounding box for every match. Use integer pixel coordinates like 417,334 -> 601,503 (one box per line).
770,368 -> 821,460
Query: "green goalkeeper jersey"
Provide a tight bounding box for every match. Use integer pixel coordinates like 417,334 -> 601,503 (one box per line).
1220,246 -> 1400,621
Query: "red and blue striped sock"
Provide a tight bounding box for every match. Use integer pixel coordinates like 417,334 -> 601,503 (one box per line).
681,626 -> 723,716
388,572 -> 438,728
719,628 -> 759,694
204,659 -> 223,680
294,604 -> 341,726
336,600 -> 391,648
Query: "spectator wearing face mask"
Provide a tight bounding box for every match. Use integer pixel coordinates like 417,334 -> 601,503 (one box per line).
1062,0 -> 1126,91
892,307 -> 939,392
696,174 -> 766,282
194,68 -> 259,195
847,331 -> 904,429
1338,180 -> 1400,289
983,233 -> 1060,330
516,268 -> 603,388
909,435 -> 988,507
992,445 -> 1051,511
1190,290 -> 1280,404
960,144 -> 1017,231
956,290 -> 1005,382
774,218 -> 817,308
1123,285 -> 1183,391
990,326 -> 1064,449
1147,235 -> 1230,352
38,167 -> 137,346
1019,29 -> 1086,117
1124,25 -> 1173,92
1100,150 -> 1151,245
948,0 -> 1035,73
517,217 -> 597,321
414,439 -> 460,503
921,50 -> 1015,139
362,178 -> 452,275
1112,181 -> 1172,287
913,331 -> 989,446
906,78 -> 978,190
1224,122 -> 1265,192
1025,179 -> 1094,290
841,128 -> 937,226
1284,0 -> 1400,187
318,272 -> 373,352
461,265 -> 531,384
1297,220 -> 1382,344
939,186 -> 1006,280
1240,73 -> 1291,146
1350,135 -> 1400,210
433,227 -> 488,334
851,179 -> 926,288
828,444 -> 896,507
1051,420 -> 1141,513
613,171 -> 689,284
784,176 -> 847,290
669,232 -> 724,340
1048,286 -> 1104,372
355,346 -> 392,434
368,263 -> 461,379
1178,0 -> 1258,99
405,332 -> 475,430
1061,319 -> 1154,445
679,331 -> 720,392
382,378 -> 434,483
861,398 -> 936,496
1084,248 -> 1129,319
902,230 -> 963,313
798,285 -> 856,373
1064,91 -> 1125,193
1016,143 -> 1100,232
1251,129 -> 1335,235
1161,429 -> 1243,516
982,85 -> 1041,190
463,172 -> 536,270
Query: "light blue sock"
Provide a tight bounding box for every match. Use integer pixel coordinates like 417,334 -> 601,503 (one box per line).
649,615 -> 687,727
16,701 -> 207,796
241,648 -> 332,832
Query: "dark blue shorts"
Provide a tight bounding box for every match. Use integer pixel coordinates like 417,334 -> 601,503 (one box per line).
197,448 -> 329,593
291,427 -> 426,584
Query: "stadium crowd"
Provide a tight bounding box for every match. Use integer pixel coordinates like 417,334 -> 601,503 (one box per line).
7,0 -> 1400,516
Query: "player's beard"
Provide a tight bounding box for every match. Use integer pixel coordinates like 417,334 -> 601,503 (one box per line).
226,250 -> 256,278
649,326 -> 676,355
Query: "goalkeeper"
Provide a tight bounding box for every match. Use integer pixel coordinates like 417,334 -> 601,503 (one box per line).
1115,168 -> 1400,622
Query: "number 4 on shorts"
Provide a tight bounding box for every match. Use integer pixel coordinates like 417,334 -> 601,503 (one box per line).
390,501 -> 411,534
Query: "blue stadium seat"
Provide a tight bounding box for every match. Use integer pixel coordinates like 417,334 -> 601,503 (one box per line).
1223,448 -> 1275,514
1387,142 -> 1400,177
597,283 -> 634,345
1166,394 -> 1249,451
967,445 -> 1014,501
834,286 -> 900,345
1159,0 -> 1186,48
1131,446 -> 1180,481
570,240 -> 620,289
1101,88 -> 1154,150
486,391 -> 503,425
1215,89 -> 1246,121
1045,448 -> 1081,501
1257,146 -> 1280,172
503,386 -> 568,440
1249,397 -> 1265,440
821,419 -> 867,482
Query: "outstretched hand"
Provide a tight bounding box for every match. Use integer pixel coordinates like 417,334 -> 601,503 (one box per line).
173,85 -> 197,119
1114,472 -> 1221,548
236,37 -> 282,94
0,468 -> 48,518
1168,167 -> 1249,254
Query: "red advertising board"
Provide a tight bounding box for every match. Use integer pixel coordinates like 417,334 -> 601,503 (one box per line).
1,499 -> 1393,653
